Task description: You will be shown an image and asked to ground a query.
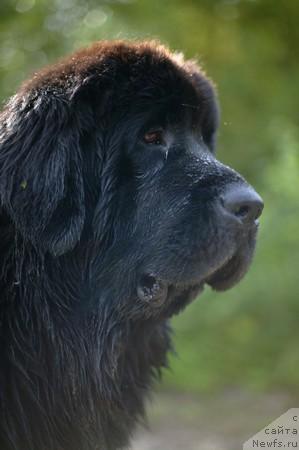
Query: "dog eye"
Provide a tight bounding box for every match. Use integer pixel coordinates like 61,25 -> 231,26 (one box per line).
143,129 -> 165,145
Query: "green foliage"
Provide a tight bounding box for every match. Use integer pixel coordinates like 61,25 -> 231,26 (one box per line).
0,0 -> 298,393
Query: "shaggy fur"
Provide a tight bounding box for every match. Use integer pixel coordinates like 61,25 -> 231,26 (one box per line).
0,41 -> 262,450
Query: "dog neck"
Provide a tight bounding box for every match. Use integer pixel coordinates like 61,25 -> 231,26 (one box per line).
0,233 -> 171,450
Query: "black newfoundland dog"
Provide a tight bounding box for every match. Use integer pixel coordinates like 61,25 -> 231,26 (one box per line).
0,41 -> 263,450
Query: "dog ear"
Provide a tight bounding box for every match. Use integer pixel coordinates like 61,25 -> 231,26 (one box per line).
0,92 -> 85,256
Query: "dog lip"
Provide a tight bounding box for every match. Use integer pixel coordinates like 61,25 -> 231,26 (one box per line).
138,271 -> 205,309
204,240 -> 256,292
140,220 -> 259,299
137,273 -> 168,306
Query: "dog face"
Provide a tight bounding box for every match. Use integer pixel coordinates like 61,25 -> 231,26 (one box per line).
0,41 -> 263,320
97,64 -> 263,319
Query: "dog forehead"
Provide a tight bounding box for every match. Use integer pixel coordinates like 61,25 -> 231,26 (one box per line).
21,41 -> 208,102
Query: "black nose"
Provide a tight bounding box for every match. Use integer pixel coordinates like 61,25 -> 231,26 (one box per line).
221,184 -> 264,224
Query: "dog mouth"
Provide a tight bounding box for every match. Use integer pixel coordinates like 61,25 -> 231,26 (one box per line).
137,225 -> 258,314
205,246 -> 254,291
137,274 -> 204,316
207,223 -> 258,291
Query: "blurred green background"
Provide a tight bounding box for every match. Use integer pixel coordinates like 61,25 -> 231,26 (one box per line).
1,0 -> 298,447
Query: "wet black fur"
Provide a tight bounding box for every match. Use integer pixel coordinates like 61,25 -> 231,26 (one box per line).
0,41 -> 258,449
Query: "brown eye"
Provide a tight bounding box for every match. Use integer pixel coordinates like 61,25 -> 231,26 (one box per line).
143,129 -> 164,145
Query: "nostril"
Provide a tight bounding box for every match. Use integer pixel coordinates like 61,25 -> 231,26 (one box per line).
235,204 -> 250,218
221,185 -> 264,224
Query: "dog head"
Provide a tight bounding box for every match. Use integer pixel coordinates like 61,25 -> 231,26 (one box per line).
0,41 -> 263,318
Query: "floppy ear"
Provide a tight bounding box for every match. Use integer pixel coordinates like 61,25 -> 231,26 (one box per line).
0,92 -> 85,256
